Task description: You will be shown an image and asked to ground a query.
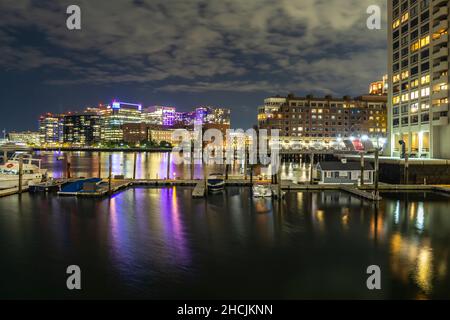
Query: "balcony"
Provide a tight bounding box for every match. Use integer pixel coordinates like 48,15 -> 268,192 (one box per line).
432,103 -> 449,113
432,74 -> 448,85
433,20 -> 448,34
433,46 -> 448,59
433,33 -> 448,46
433,6 -> 448,20
432,116 -> 449,126
433,0 -> 447,6
434,61 -> 449,73
432,90 -> 448,100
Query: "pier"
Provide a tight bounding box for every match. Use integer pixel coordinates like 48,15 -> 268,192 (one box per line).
3,177 -> 450,201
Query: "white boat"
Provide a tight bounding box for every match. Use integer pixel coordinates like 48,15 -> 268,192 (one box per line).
207,173 -> 225,193
253,183 -> 272,198
0,153 -> 47,190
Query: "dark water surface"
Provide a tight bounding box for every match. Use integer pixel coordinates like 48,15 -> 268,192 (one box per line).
0,188 -> 449,299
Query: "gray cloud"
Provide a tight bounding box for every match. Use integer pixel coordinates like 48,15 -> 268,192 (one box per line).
0,0 -> 387,95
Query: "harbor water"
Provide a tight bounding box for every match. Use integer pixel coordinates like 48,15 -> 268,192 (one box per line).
0,152 -> 449,299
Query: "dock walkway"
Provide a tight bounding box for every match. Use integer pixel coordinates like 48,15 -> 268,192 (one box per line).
192,181 -> 206,198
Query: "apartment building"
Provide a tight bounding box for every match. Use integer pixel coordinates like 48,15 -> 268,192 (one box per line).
258,94 -> 387,148
388,0 -> 449,158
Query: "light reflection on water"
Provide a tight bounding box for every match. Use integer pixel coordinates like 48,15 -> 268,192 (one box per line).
36,151 -> 313,182
0,183 -> 450,298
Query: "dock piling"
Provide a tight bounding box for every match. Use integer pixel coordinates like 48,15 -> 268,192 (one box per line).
360,152 -> 365,186
98,152 -> 102,179
166,152 -> 171,180
108,154 -> 112,195
133,152 -> 137,180
18,155 -> 23,194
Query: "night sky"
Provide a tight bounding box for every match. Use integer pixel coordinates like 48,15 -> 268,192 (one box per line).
0,0 -> 387,131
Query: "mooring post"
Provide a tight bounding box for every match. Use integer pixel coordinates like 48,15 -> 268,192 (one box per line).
166,151 -> 171,180
18,155 -> 23,194
133,152 -> 137,180
404,154 -> 409,185
66,154 -> 71,179
98,152 -> 102,179
375,148 -> 380,199
3,151 -> 7,164
190,146 -> 194,180
277,155 -> 282,201
360,152 -> 365,187
108,154 -> 112,195
244,144 -> 248,180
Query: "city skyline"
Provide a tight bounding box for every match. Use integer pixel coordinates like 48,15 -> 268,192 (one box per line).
0,0 -> 387,131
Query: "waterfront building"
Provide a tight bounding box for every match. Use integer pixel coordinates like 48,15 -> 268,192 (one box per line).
316,160 -> 375,185
39,113 -> 63,145
122,123 -> 150,145
142,106 -> 176,127
62,112 -> 101,146
370,75 -> 389,95
388,0 -> 449,158
99,101 -> 142,142
258,94 -> 387,149
148,127 -> 176,146
7,131 -> 40,146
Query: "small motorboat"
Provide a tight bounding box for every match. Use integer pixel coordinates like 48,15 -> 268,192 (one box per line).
207,173 -> 225,193
0,153 -> 47,190
253,183 -> 272,198
29,179 -> 68,193
57,156 -> 65,161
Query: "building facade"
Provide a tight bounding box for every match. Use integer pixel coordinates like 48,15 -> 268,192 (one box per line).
388,0 -> 449,158
39,113 -> 63,144
122,123 -> 150,145
8,131 -> 40,146
258,94 -> 387,149
62,112 -> 101,146
370,75 -> 389,95
99,101 -> 143,142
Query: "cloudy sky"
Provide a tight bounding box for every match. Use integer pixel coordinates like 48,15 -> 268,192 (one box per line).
0,0 -> 387,130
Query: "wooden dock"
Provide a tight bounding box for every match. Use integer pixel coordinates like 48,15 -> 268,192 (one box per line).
0,187 -> 29,198
192,181 -> 206,198
340,186 -> 382,201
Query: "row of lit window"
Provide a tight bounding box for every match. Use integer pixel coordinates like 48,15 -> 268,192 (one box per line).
393,73 -> 429,85
393,12 -> 409,29
393,87 -> 430,104
411,35 -> 430,52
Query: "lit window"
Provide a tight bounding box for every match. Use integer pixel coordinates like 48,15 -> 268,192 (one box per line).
421,87 -> 430,97
420,75 -> 430,85
401,12 -> 409,23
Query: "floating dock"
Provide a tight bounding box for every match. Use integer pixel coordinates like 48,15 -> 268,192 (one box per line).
0,187 -> 28,198
340,186 -> 382,201
192,181 -> 206,198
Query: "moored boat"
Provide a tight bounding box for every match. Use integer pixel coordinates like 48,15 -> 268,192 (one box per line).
252,183 -> 272,198
207,173 -> 225,193
0,153 -> 47,190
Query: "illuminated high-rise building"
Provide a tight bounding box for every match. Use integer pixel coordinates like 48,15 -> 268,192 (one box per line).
388,0 -> 449,158
39,113 -> 63,144
62,112 -> 101,146
99,101 -> 142,142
